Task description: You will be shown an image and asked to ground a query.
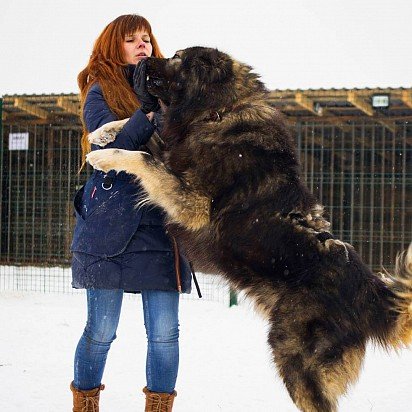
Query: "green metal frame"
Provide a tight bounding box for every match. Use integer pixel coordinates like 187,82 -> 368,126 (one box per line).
0,98 -> 3,256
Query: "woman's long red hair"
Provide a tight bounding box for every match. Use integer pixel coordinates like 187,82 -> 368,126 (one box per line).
78,14 -> 163,164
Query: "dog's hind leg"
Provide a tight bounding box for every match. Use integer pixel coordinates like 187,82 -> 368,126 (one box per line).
267,320 -> 365,412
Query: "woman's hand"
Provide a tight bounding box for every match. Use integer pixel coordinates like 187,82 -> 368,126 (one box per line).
133,60 -> 160,114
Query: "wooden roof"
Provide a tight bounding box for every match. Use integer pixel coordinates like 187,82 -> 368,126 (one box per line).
1,93 -> 81,126
2,88 -> 412,129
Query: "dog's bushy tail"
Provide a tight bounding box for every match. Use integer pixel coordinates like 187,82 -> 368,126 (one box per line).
383,243 -> 412,348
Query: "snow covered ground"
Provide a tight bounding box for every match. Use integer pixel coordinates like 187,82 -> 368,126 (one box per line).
1,291 -> 411,411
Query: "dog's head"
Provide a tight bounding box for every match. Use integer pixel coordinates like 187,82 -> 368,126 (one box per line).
146,47 -> 263,112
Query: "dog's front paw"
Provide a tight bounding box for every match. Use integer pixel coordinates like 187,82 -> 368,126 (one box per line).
86,149 -> 126,173
87,129 -> 117,147
87,119 -> 130,147
324,239 -> 351,263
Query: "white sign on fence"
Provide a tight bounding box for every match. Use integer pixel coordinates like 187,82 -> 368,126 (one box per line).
9,132 -> 29,150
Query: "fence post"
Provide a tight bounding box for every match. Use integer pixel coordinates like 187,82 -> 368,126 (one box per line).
229,288 -> 238,307
0,97 -> 2,134
0,98 -> 3,256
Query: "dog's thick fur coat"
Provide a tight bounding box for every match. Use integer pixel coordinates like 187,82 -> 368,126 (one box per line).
86,47 -> 412,412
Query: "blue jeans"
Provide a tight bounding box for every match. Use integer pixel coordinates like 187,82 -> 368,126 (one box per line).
73,289 -> 179,393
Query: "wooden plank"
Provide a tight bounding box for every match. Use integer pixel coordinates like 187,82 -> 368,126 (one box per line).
295,92 -> 323,116
376,119 -> 396,134
14,98 -> 49,119
56,96 -> 80,116
401,91 -> 412,108
347,92 -> 374,116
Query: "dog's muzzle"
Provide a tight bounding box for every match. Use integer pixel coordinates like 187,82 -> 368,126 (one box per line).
147,75 -> 166,88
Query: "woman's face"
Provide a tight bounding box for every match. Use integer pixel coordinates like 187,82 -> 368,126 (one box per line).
123,29 -> 153,64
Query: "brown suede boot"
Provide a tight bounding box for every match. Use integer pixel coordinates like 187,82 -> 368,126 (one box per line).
143,386 -> 177,412
70,381 -> 105,412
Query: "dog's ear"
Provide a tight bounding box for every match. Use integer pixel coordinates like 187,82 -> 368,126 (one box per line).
210,57 -> 232,83
194,49 -> 232,84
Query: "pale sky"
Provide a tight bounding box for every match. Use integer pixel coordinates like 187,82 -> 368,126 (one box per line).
1,0 -> 411,95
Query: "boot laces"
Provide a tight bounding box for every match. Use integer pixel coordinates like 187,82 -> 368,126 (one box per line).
148,393 -> 174,412
82,395 -> 99,412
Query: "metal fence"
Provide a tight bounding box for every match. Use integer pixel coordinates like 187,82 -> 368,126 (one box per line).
1,120 -> 411,299
296,121 -> 411,271
0,123 -> 231,301
1,124 -> 84,265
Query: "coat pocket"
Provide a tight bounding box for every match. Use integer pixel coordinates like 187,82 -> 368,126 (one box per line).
71,175 -> 144,258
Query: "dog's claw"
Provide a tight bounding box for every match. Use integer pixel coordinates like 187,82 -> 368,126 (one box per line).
85,149 -> 126,173
87,119 -> 129,146
88,130 -> 117,147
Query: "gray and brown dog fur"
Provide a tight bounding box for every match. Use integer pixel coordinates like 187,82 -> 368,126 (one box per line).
86,47 -> 412,412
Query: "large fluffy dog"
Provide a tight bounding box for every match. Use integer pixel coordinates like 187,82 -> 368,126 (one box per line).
86,47 -> 412,411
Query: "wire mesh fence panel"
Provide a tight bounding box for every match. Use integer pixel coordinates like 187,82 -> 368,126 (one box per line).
0,123 -> 230,301
1,124 -> 84,265
296,121 -> 412,272
1,119 -> 411,300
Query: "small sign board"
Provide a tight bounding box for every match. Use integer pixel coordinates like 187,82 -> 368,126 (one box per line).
9,132 -> 29,150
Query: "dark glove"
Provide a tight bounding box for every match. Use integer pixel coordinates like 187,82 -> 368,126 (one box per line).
133,60 -> 160,114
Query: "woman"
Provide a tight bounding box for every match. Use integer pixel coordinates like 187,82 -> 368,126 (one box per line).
70,14 -> 191,412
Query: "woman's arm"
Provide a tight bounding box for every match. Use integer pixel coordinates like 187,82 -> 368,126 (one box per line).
84,84 -> 155,151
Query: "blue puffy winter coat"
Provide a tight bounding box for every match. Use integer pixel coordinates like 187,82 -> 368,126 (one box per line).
71,81 -> 192,293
